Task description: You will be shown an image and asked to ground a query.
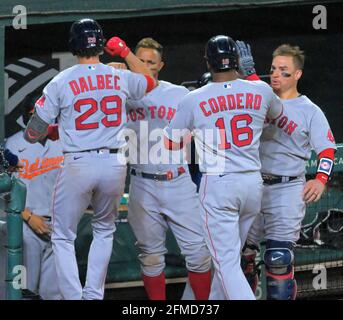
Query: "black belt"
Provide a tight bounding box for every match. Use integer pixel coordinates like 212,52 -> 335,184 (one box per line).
64,148 -> 119,154
131,167 -> 186,181
262,173 -> 298,185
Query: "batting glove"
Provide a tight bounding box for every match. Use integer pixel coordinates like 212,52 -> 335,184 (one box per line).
105,37 -> 131,58
236,40 -> 256,77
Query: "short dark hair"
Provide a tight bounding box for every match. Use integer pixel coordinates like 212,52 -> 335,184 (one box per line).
273,44 -> 305,70
76,47 -> 103,58
135,37 -> 163,58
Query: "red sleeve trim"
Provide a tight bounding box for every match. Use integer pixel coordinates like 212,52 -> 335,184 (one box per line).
144,75 -> 156,93
318,148 -> 335,160
315,148 -> 336,185
165,138 -> 183,150
47,124 -> 59,141
245,73 -> 261,81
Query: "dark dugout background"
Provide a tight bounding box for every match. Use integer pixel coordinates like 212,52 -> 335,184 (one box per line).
5,2 -> 343,141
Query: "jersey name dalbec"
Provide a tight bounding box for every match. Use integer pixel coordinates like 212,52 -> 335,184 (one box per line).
69,74 -> 121,95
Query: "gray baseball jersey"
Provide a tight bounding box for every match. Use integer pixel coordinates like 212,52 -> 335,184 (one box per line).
34,62 -> 148,300
247,95 -> 337,246
260,95 -> 336,176
35,63 -> 148,152
165,79 -> 283,174
126,81 -> 211,284
164,78 -> 283,300
126,80 -> 189,172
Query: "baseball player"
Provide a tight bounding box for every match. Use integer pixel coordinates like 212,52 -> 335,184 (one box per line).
122,38 -> 211,300
236,41 -> 337,299
24,18 -> 156,300
164,35 -> 284,300
5,92 -> 63,299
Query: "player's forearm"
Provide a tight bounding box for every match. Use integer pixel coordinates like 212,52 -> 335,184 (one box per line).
24,111 -> 49,143
164,136 -> 183,150
316,148 -> 336,185
164,133 -> 192,151
125,52 -> 156,80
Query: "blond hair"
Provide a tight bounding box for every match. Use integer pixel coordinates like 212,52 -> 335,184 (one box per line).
135,37 -> 163,58
273,44 -> 305,70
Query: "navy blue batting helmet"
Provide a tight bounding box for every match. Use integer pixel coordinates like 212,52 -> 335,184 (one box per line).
205,35 -> 238,72
69,18 -> 104,56
197,72 -> 212,88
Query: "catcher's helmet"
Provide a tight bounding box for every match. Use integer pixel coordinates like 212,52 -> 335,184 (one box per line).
205,35 -> 238,72
69,18 -> 104,56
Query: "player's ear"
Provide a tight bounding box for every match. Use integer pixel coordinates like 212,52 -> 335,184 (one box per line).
294,69 -> 302,81
158,61 -> 165,72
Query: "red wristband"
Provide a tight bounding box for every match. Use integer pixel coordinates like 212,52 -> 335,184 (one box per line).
316,173 -> 328,185
245,73 -> 260,81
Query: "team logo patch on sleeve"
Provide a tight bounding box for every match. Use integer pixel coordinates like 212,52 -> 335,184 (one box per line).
327,129 -> 335,143
318,158 -> 334,175
35,95 -> 46,108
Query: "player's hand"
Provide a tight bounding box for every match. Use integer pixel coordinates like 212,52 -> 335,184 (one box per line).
302,179 -> 326,204
7,161 -> 25,173
28,214 -> 52,235
235,40 -> 256,77
105,37 -> 131,58
107,62 -> 128,70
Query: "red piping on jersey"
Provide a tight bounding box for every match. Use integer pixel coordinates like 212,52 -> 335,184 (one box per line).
144,75 -> 155,93
201,175 -> 230,300
316,148 -> 335,185
245,73 -> 261,81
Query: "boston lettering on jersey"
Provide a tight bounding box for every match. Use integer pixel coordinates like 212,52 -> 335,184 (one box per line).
127,106 -> 176,122
199,93 -> 262,117
69,75 -> 121,96
19,156 -> 64,180
265,115 -> 298,136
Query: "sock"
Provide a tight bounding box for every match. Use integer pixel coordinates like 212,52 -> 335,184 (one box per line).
142,272 -> 166,300
188,270 -> 211,300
